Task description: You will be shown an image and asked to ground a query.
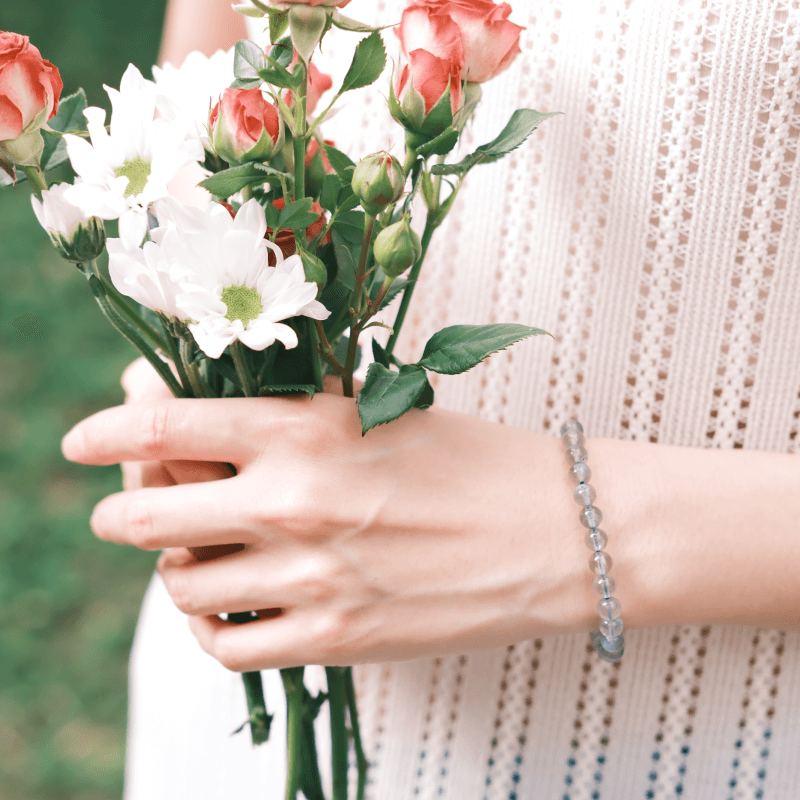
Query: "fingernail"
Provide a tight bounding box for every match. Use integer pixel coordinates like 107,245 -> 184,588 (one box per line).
61,426 -> 86,461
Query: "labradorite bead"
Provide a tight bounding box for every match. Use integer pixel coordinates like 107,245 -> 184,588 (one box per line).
559,419 -> 584,437
569,461 -> 592,485
561,428 -> 585,449
588,550 -> 613,574
585,529 -> 608,550
565,445 -> 588,466
573,482 -> 597,506
593,574 -> 616,596
599,618 -> 624,639
579,505 -> 603,529
597,596 -> 622,619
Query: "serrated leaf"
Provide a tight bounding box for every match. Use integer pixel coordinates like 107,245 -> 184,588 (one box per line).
331,210 -> 366,244
199,163 -> 272,197
252,163 -> 293,182
335,185 -> 359,213
333,335 -> 360,372
416,324 -> 551,375
320,173 -> 342,212
330,228 -> 358,290
357,363 -> 429,434
414,376 -> 434,409
372,338 -> 390,368
41,89 -> 88,172
341,31 -> 387,93
234,39 -> 267,82
276,197 -> 316,230
414,126 -> 459,158
431,109 -> 562,176
259,384 -> 316,398
323,143 -> 356,182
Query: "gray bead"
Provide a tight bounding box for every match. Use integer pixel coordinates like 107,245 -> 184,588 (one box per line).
579,505 -> 603,529
561,429 -> 585,449
600,634 -> 624,654
593,574 -> 617,596
599,618 -> 624,639
597,596 -> 622,619
569,461 -> 592,485
585,529 -> 608,550
573,482 -> 597,506
588,551 -> 613,574
559,419 -> 584,437
564,445 -> 588,466
591,630 -> 625,662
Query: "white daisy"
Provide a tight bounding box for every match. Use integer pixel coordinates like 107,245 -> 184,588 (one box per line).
108,197 -> 330,359
63,64 -> 204,250
152,48 -> 235,150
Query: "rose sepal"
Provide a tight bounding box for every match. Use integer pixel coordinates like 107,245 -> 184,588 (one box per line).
0,129 -> 45,168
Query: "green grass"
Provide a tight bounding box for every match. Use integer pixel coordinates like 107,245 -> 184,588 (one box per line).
1,3 -> 168,797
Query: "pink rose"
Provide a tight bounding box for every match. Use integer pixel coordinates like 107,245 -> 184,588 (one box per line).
398,0 -> 523,84
396,49 -> 462,116
209,88 -> 284,164
0,31 -> 63,144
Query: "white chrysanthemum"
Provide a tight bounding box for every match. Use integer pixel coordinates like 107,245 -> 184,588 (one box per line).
152,48 -> 235,150
109,198 -> 330,359
63,65 -> 204,250
31,182 -> 92,236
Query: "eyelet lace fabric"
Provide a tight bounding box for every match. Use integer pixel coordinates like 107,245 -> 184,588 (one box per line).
125,1 -> 800,798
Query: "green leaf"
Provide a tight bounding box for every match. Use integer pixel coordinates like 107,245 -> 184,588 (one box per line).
276,197 -> 318,230
414,376 -> 435,409
269,9 -> 290,42
416,324 -> 551,375
332,11 -> 394,33
258,384 -> 317,398
340,31 -> 387,93
320,173 -> 342,212
331,210 -> 366,244
431,109 -> 562,176
377,277 -> 411,311
234,39 -> 267,82
269,37 -> 294,68
229,77 -> 262,89
357,363 -> 429,434
330,228 -> 358,290
371,338 -> 390,368
199,164 -> 273,197
41,89 -> 88,172
414,126 -> 459,158
333,334 -> 360,372
252,162 -> 294,182
323,144 -> 356,182
335,185 -> 359,213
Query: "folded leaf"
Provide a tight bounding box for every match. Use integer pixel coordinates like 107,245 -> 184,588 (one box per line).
341,31 -> 387,93
416,323 -> 551,375
357,363 -> 430,434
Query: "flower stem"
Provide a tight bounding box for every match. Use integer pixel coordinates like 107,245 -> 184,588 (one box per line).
242,669 -> 272,746
403,146 -> 417,177
82,262 -> 186,398
293,61 -> 308,202
21,164 -> 48,200
232,341 -> 258,397
344,667 -> 368,800
180,338 -> 207,398
307,319 -> 325,391
326,667 -> 349,800
385,214 -> 437,359
162,322 -> 193,399
104,279 -> 170,353
282,668 -> 305,800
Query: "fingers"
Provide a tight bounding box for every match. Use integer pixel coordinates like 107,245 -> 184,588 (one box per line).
188,611 -> 346,672
90,477 -> 260,550
122,460 -> 176,491
61,397 -> 293,466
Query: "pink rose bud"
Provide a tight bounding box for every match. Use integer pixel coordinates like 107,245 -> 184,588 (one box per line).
398,0 -> 524,84
0,31 -> 63,167
373,216 -> 422,278
391,48 -> 463,150
209,88 -> 284,164
351,152 -> 405,218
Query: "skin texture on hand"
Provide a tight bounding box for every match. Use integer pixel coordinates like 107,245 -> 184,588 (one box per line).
64,359 -> 800,673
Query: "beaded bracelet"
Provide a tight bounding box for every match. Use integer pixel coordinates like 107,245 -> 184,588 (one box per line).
560,420 -> 625,663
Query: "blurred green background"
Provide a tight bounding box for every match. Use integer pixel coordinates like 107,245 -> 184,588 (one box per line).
1,2 -> 168,798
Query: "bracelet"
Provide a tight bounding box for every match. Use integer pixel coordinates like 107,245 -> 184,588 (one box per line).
560,419 -> 625,663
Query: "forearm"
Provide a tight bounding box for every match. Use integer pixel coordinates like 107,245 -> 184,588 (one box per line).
553,434 -> 800,634
159,0 -> 248,67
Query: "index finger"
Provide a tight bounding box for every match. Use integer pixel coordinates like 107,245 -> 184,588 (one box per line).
61,397 -> 298,466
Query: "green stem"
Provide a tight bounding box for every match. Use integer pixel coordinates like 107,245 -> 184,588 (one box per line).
21,164 -> 47,199
293,62 -> 308,202
344,667 -> 368,800
162,322 -> 192,399
385,215 -> 437,358
308,319 -> 325,391
282,668 -> 305,800
342,215 -> 376,398
82,262 -> 185,398
180,338 -> 207,398
232,341 -> 258,397
326,667 -> 349,800
241,183 -> 254,202
104,279 -> 170,353
403,146 -> 417,177
306,91 -> 342,140
242,669 -> 272,746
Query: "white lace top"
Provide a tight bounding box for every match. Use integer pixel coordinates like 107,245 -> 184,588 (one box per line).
125,1 -> 800,797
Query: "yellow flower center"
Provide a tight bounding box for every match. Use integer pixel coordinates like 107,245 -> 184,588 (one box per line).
114,157 -> 152,198
222,285 -> 264,327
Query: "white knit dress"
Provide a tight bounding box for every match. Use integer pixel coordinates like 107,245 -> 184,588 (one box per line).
125,1 -> 800,798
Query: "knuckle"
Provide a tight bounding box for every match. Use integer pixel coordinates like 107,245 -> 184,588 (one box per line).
294,558 -> 337,605
214,635 -> 249,674
135,403 -> 171,459
163,569 -> 198,616
125,491 -> 159,550
312,611 -> 351,660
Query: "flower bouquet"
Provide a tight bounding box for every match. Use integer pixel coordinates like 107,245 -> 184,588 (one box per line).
1,1 -> 558,796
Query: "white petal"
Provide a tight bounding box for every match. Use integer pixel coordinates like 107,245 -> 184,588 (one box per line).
64,134 -> 109,184
118,209 -> 149,250
189,323 -> 234,359
271,323 -> 300,349
235,199 -> 268,241
238,322 -> 277,351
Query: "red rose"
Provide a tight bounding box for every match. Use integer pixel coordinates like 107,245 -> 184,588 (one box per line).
398,0 -> 523,84
0,31 -> 63,165
396,48 -> 463,116
209,87 -> 283,164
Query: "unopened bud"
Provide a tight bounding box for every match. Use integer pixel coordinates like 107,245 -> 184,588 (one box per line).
298,248 -> 327,289
373,217 -> 421,278
351,152 -> 405,218
288,5 -> 329,64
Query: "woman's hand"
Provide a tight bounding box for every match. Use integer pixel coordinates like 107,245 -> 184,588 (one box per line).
61,363 -> 593,672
